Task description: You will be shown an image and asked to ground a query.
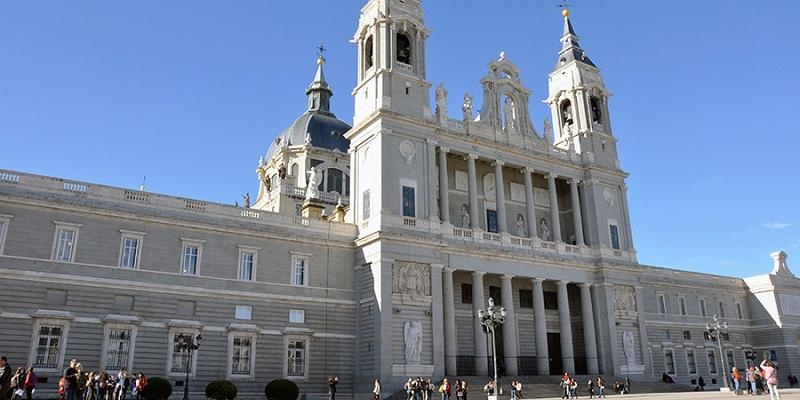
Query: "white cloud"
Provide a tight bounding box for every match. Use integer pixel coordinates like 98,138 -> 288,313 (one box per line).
762,222 -> 792,229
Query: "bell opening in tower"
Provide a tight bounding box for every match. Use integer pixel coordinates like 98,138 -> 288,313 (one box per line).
364,36 -> 374,70
560,99 -> 573,126
590,97 -> 602,124
396,33 -> 411,65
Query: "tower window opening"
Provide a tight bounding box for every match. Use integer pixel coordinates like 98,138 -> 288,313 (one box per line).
396,33 -> 411,64
364,36 -> 374,69
590,96 -> 602,123
560,99 -> 573,126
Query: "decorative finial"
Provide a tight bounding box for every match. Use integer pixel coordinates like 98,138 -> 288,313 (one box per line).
557,0 -> 572,17
499,51 -> 505,60
316,42 -> 327,64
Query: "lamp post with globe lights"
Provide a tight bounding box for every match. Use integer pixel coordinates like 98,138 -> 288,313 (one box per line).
477,297 -> 506,397
705,315 -> 730,391
176,333 -> 202,400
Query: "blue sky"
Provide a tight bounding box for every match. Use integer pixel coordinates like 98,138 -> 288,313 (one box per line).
1,1 -> 798,278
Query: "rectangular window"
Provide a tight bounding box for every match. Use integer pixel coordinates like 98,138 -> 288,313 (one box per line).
170,333 -> 199,373
287,339 -> 306,377
544,291 -> 559,310
402,185 -> 416,218
707,350 -> 717,374
237,246 -> 259,281
679,297 -> 687,316
699,298 -> 707,317
683,330 -> 691,340
664,350 -> 675,374
54,228 -> 76,261
665,330 -> 672,340
722,332 -> 730,341
486,210 -> 499,233
33,325 -> 63,369
289,310 -> 305,324
718,301 -> 725,318
231,336 -> 252,375
235,305 -> 252,320
0,215 -> 10,255
657,294 -> 667,314
726,351 -> 734,370
105,329 -> 132,371
687,349 -> 697,374
703,331 -> 712,341
609,224 -> 620,249
362,190 -> 370,220
180,239 -> 204,275
461,283 -> 472,304
120,237 -> 139,268
291,255 -> 308,286
736,302 -> 743,319
519,289 -> 533,309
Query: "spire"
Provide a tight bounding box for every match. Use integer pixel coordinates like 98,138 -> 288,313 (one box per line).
306,54 -> 334,116
555,9 -> 596,68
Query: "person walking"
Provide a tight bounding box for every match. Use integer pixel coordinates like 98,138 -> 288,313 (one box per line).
22,368 -> 36,400
327,376 -> 338,400
63,359 -> 80,400
373,379 -> 381,400
596,376 -> 605,399
760,359 -> 781,400
0,357 -> 13,400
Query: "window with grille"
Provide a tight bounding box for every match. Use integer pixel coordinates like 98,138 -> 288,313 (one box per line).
231,336 -> 252,375
170,334 -> 196,373
287,339 -> 306,376
33,325 -> 63,369
291,256 -> 307,286
120,237 -> 140,269
687,350 -> 697,374
240,251 -> 255,281
707,350 -> 717,374
105,329 -> 131,370
54,228 -> 76,261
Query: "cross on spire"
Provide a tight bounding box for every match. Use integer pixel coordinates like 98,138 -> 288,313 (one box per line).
316,42 -> 327,58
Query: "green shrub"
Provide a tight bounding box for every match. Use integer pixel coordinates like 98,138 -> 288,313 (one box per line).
140,377 -> 172,400
205,380 -> 238,400
264,379 -> 299,400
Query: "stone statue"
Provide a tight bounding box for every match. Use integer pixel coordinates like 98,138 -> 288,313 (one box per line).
770,251 -> 794,277
435,84 -> 448,116
242,193 -> 250,208
305,132 -> 312,145
305,167 -> 321,200
278,163 -> 287,180
516,214 -> 526,237
543,118 -> 552,144
623,331 -> 636,366
462,93 -> 473,121
404,320 -> 422,364
503,97 -> 516,134
460,204 -> 471,229
538,218 -> 551,241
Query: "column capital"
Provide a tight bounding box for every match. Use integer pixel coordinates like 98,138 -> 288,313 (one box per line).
430,263 -> 444,271
530,277 -> 545,284
557,280 -> 570,287
501,274 -> 514,281
439,146 -> 450,153
466,153 -> 479,160
426,138 -> 439,146
443,267 -> 455,274
578,282 -> 592,289
522,166 -> 535,174
568,178 -> 582,185
545,173 -> 558,180
492,160 -> 505,167
471,271 -> 486,278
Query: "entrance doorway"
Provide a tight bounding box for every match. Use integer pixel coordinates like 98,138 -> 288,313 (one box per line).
547,332 -> 563,374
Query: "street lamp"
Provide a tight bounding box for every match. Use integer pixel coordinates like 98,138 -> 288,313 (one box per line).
705,315 -> 730,391
176,333 -> 202,400
477,297 -> 506,397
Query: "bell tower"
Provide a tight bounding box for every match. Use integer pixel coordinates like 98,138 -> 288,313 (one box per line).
545,9 -> 620,170
352,0 -> 431,124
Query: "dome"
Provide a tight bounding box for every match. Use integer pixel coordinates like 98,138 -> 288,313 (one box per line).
264,56 -> 351,162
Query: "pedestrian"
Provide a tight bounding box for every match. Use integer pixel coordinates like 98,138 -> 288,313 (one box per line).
373,379 -> 381,400
587,378 -> 594,398
438,378 -> 451,400
23,368 -> 36,400
697,376 -> 705,391
596,376 -> 605,399
11,367 -> 25,400
327,376 -> 338,400
0,357 -> 12,400
759,359 -> 781,400
134,373 -> 147,400
63,359 -> 80,400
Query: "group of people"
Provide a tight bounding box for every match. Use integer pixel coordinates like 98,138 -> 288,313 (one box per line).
60,359 -> 148,400
0,356 -> 37,400
401,377 -> 436,400
561,373 -> 624,399
731,360 -> 782,399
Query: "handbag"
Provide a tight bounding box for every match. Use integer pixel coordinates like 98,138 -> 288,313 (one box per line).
14,389 -> 25,398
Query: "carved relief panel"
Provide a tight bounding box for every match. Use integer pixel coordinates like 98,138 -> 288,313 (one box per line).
393,261 -> 431,297
614,285 -> 637,319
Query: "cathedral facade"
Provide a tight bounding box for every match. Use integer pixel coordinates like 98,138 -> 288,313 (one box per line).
1,1 -> 799,399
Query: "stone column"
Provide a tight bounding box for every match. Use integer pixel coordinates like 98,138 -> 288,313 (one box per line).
580,283 -> 599,374
438,148 -> 450,224
546,173 -> 562,242
472,272 -> 489,376
371,258 -> 395,379
569,179 -> 585,246
431,264 -> 445,377
531,278 -> 550,375
557,280 -> 575,373
522,168 -> 538,239
500,274 -> 518,375
493,161 -> 507,233
442,267 -> 457,376
467,154 -> 480,230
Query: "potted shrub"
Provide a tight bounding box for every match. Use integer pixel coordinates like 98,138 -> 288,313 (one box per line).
140,377 -> 172,400
205,380 -> 238,400
264,379 -> 299,400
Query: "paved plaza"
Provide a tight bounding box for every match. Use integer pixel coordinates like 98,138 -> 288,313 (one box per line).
533,389 -> 800,400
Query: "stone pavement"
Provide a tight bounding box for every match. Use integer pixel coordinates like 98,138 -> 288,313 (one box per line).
530,388 -> 800,400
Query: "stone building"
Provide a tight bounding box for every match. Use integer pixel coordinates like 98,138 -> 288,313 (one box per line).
1,0 -> 798,399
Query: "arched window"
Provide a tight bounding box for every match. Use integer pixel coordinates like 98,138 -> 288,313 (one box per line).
290,163 -> 299,185
590,96 -> 602,124
364,36 -> 374,69
560,99 -> 573,126
326,168 -> 344,194
396,33 -> 411,64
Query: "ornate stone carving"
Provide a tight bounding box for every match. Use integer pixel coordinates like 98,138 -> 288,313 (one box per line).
614,285 -> 637,319
399,140 -> 416,165
404,320 -> 422,364
454,171 -> 468,191
622,331 -> 636,366
393,261 -> 431,297
770,251 -> 795,277
603,187 -> 615,208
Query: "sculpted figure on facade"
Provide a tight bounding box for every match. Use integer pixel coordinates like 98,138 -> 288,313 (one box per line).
538,218 -> 551,241
393,261 -> 431,297
435,83 -> 447,121
614,285 -> 637,319
516,214 -> 526,237
462,93 -> 473,121
461,204 -> 471,228
404,320 -> 423,364
622,331 -> 636,366
305,167 -> 321,200
503,96 -> 517,134
543,118 -> 552,144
